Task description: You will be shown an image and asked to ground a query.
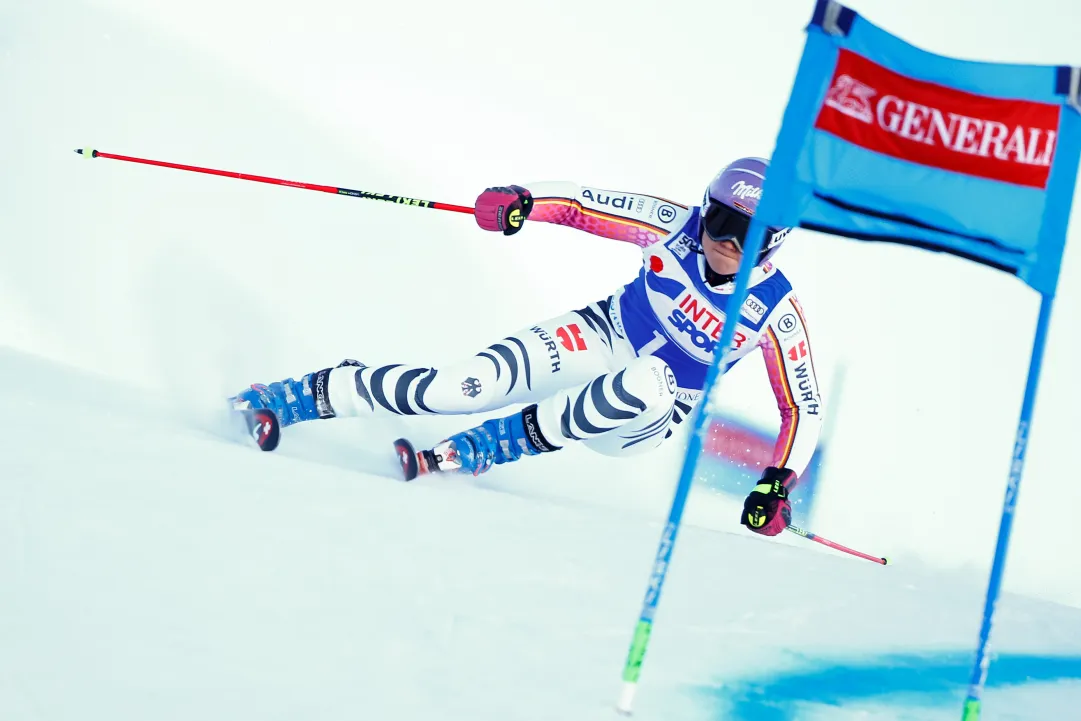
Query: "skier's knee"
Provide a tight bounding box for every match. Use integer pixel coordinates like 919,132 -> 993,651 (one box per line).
582,357 -> 677,458
620,356 -> 678,411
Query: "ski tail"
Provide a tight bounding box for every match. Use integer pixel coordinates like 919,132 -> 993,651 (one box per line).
393,437 -> 444,481
238,407 -> 281,452
394,438 -> 420,480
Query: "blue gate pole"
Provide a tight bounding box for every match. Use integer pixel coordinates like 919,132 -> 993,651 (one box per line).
962,291 -> 1056,721
616,217 -> 769,715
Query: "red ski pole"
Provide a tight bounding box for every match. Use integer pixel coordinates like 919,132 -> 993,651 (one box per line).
74,148 -> 476,215
786,525 -> 888,565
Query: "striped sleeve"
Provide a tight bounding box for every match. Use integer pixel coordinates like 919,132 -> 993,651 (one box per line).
757,292 -> 824,480
522,181 -> 691,248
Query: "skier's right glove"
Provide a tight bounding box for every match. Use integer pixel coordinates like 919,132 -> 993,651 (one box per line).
740,466 -> 796,537
474,185 -> 533,236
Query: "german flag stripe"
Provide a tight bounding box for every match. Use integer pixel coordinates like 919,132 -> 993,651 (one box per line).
531,197 -> 672,235
765,326 -> 798,466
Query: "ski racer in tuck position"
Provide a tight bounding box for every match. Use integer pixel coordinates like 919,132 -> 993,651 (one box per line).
233,156 -> 825,537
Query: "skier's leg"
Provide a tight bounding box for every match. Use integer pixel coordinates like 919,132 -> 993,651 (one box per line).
578,383 -> 679,457
424,354 -> 677,476
232,298 -> 629,426
332,304 -> 625,417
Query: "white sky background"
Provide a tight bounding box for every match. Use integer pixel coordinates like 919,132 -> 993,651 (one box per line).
2,0 -> 1080,605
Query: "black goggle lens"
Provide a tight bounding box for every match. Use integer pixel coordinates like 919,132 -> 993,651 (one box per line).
702,201 -> 751,250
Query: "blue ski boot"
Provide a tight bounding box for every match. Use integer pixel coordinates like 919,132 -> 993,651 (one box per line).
232,376 -> 322,428
395,404 -> 560,480
231,360 -> 365,428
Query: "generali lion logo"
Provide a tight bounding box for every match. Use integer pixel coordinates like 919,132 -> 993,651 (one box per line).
823,74 -> 876,124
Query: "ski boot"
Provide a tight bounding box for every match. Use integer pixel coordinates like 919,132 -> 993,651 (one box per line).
231,375 -> 322,428
394,404 -> 559,481
230,360 -> 364,428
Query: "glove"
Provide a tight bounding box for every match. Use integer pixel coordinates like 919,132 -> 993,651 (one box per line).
474,185 -> 533,236
740,466 -> 797,536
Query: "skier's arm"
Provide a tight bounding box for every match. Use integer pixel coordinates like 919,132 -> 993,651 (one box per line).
526,181 -> 691,247
757,294 -> 825,481
477,181 -> 691,247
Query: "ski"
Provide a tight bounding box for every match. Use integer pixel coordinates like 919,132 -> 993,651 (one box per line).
393,437 -> 447,481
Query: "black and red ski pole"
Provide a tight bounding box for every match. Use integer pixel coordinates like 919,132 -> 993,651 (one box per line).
74,148 -> 476,215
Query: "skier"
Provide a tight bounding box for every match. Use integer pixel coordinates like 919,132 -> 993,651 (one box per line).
232,157 -> 824,537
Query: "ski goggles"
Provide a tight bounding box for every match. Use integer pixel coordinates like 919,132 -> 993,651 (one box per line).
701,199 -> 753,248
701,200 -> 783,252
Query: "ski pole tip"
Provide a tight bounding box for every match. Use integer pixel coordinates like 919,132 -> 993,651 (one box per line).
74,148 -> 98,158
881,557 -> 889,565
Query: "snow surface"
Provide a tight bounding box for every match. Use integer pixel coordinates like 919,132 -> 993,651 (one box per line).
3,0 -> 1081,718
5,346 -> 1081,721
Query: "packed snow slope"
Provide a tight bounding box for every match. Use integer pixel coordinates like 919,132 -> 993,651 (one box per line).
2,0 -> 1081,719
3,344 -> 1081,721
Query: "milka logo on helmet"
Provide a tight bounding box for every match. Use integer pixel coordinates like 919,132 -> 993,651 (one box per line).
729,180 -> 762,201
816,49 -> 1061,189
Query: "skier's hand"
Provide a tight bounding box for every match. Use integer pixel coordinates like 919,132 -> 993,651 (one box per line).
740,467 -> 797,536
474,185 -> 533,236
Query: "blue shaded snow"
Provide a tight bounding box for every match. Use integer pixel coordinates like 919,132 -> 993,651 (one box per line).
704,652 -> 1081,720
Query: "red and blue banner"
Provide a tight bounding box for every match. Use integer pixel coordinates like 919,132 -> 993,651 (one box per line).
758,1 -> 1081,295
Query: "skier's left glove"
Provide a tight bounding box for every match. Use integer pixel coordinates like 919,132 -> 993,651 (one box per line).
740,466 -> 797,536
474,185 -> 534,236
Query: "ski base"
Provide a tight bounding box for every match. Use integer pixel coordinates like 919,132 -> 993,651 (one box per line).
393,437 -> 443,481
237,407 -> 281,452
394,438 -> 419,480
